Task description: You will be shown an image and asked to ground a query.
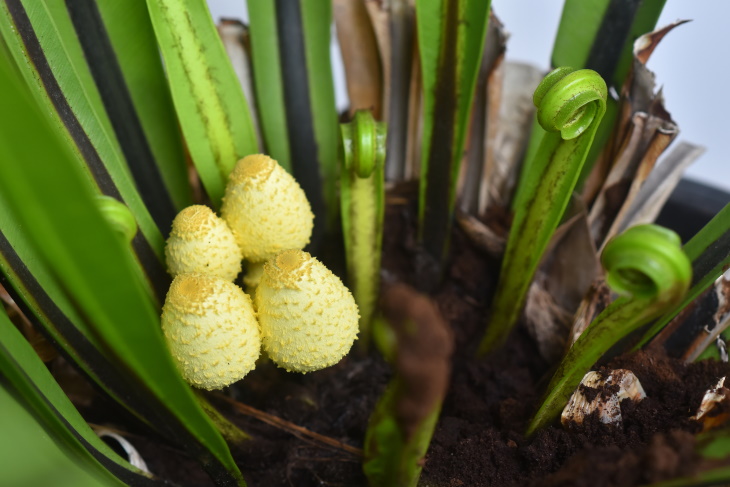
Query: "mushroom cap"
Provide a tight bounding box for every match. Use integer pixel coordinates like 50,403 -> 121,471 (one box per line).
220,154 -> 314,263
161,274 -> 261,390
165,205 -> 243,281
255,250 -> 359,373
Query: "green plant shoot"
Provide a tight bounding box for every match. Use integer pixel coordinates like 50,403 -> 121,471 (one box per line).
478,67 -> 607,355
363,285 -> 453,487
527,224 -> 692,435
340,110 -> 387,346
416,0 -> 491,275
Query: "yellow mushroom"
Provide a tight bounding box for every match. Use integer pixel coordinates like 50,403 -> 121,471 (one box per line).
220,154 -> 314,263
255,249 -> 359,373
165,205 -> 243,281
161,274 -> 261,390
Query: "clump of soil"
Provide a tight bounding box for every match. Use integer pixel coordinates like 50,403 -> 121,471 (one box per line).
71,184 -> 730,486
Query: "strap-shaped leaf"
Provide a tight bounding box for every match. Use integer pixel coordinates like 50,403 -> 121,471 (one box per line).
248,0 -> 339,241
68,0 -> 191,216
0,0 -> 169,303
416,0 -> 491,272
145,0 -> 258,208
0,308 -> 158,486
0,384 -> 116,487
637,203 -> 730,353
0,46 -> 245,486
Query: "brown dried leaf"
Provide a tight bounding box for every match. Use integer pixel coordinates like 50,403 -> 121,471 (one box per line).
481,61 -> 544,213
334,0 -> 383,119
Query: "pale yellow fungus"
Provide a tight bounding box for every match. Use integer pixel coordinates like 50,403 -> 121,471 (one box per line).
255,250 -> 359,373
165,205 -> 243,281
161,274 -> 261,390
220,154 -> 314,263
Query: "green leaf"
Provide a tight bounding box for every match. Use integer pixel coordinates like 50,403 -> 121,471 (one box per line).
0,308 -> 154,486
0,0 -> 169,303
363,285 -> 453,487
0,384 -> 115,487
69,0 -> 191,215
527,224 -> 691,435
246,1 -> 290,172
479,68 -> 607,354
340,110 -> 387,346
145,0 -> 258,208
416,0 -> 491,271
247,0 -> 339,241
0,45 -> 245,486
637,203 -> 730,355
552,0 -> 666,89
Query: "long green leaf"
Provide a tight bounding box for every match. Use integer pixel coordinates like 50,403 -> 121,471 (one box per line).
552,0 -> 666,89
0,384 -> 113,487
416,0 -> 491,273
145,0 -> 258,208
0,308 -> 155,486
0,45 -> 245,486
0,0 -> 169,303
637,203 -> 730,353
247,0 -> 339,243
67,0 -> 191,217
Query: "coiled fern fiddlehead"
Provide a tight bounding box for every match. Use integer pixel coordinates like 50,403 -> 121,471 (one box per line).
527,224 -> 692,435
478,67 -> 607,355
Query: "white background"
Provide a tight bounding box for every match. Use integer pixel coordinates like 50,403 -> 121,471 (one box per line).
206,0 -> 730,193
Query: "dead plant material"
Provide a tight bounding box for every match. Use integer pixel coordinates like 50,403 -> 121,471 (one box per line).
214,394 -> 364,458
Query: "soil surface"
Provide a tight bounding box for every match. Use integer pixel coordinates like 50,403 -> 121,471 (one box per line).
71,184 -> 730,486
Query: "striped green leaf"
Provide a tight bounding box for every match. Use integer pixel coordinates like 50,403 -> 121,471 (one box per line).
0,308 -> 155,486
0,384 -> 115,487
637,203 -> 730,354
145,0 -> 258,209
70,0 -> 192,214
416,0 -> 491,272
247,0 -> 339,242
0,0 -> 169,304
0,45 -> 245,486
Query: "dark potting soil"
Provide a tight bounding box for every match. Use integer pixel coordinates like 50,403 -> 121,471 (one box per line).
71,183 -> 730,486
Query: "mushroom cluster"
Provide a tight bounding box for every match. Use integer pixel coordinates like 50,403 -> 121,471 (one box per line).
161,154 -> 359,390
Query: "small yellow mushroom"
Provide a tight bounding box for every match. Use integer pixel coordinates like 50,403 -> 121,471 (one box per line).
255,249 -> 359,373
161,274 -> 261,390
220,154 -> 314,263
165,205 -> 243,281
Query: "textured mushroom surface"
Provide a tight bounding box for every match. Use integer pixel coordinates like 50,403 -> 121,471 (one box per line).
256,250 -> 359,372
220,154 -> 314,262
165,205 -> 242,281
161,274 -> 261,390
